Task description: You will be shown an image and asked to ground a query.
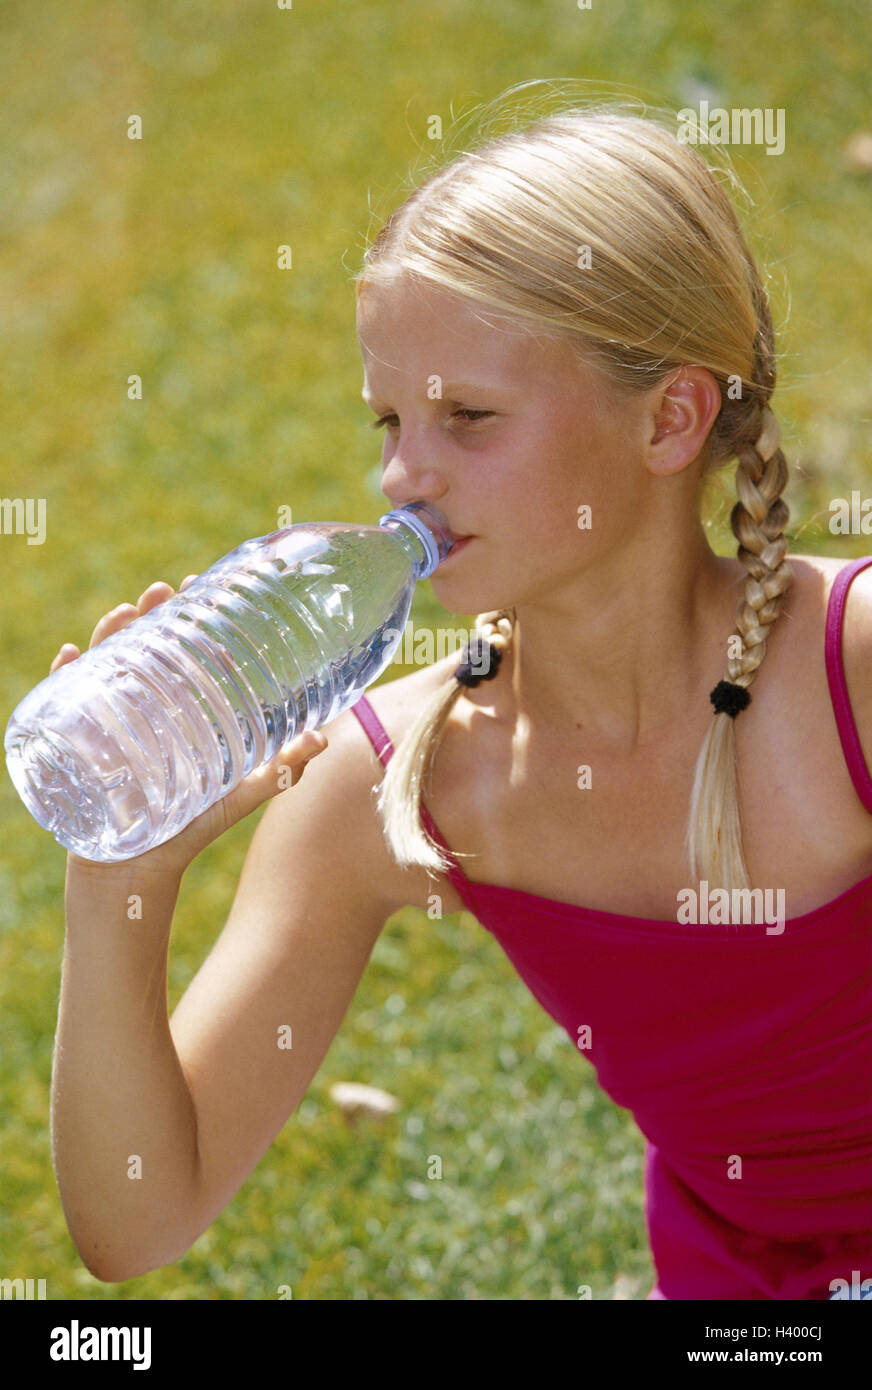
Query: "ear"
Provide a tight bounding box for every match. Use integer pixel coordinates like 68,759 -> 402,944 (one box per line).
645,366 -> 723,478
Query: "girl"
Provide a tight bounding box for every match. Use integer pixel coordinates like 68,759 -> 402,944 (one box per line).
51,103 -> 872,1299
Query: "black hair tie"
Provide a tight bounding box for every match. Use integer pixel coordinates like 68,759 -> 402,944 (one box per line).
455,638 -> 503,688
710,679 -> 751,718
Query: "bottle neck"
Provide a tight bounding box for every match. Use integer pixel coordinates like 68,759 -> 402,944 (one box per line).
377,502 -> 456,579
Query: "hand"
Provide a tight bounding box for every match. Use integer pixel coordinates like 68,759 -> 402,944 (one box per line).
52,577 -> 329,879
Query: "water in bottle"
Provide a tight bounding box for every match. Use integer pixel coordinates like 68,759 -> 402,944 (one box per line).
4,500 -> 455,862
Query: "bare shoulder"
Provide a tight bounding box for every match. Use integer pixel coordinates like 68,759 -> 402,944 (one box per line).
357,652 -> 470,912
783,550 -> 872,778
785,549 -> 872,648
785,549 -> 872,592
782,551 -> 849,610
778,551 -> 867,637
262,653 -> 467,917
807,552 -> 872,765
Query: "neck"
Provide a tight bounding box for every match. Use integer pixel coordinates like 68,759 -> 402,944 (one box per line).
506,525 -> 741,755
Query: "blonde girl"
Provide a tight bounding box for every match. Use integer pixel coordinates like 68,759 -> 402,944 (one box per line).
51,99 -> 872,1299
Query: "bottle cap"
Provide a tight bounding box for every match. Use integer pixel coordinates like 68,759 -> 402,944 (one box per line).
378,502 -> 456,578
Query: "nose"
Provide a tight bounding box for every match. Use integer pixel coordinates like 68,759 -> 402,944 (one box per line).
379,438 -> 448,509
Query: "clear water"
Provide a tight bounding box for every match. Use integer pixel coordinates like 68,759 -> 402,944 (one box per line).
4,511 -> 449,862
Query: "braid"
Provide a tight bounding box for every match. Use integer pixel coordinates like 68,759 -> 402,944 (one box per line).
686,290 -> 794,893
375,609 -> 516,876
729,406 -> 793,690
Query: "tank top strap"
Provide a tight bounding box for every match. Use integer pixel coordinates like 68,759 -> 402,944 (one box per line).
349,692 -> 394,768
349,694 -> 473,889
825,555 -> 872,814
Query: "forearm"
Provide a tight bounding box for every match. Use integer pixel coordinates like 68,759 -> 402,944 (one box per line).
51,857 -> 201,1281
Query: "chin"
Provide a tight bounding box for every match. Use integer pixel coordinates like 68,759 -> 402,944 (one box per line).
430,575 -> 517,616
431,541 -> 523,613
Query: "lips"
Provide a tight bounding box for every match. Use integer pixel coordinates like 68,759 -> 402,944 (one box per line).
439,535 -> 475,566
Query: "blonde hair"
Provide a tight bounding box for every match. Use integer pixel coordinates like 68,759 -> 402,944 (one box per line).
354,96 -> 792,895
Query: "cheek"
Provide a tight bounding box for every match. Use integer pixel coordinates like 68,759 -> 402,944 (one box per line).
469,407 -> 624,541
540,413 -> 633,521
510,446 -> 603,537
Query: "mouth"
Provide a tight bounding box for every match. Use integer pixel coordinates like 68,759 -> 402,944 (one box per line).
440,535 -> 475,566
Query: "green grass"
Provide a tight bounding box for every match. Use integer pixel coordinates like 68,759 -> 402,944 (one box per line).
0,0 -> 869,1299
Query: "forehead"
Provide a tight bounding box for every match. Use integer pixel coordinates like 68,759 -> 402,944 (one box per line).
356,275 -> 576,387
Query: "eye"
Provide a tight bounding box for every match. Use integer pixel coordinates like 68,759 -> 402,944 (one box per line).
370,408 -> 494,430
453,409 -> 494,423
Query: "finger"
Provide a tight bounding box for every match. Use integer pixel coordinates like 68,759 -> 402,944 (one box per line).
274,733 -> 329,790
135,580 -> 175,613
270,731 -> 329,786
50,643 -> 80,674
88,603 -> 139,649
179,574 -> 198,591
284,730 -> 329,763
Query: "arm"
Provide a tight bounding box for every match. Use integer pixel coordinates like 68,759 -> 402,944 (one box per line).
167,705 -> 403,1256
49,581 -> 411,1284
52,859 -> 195,1280
51,704 -> 404,1283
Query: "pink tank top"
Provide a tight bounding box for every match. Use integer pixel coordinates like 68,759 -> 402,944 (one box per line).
350,557 -> 872,1301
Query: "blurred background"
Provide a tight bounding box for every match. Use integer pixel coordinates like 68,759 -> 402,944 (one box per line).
0,0 -> 869,1300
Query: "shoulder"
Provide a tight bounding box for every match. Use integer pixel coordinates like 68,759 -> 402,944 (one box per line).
778,551 -> 872,636
824,555 -> 872,769
258,656 -> 464,917
786,552 -> 872,772
355,651 -> 463,740
787,550 -> 872,649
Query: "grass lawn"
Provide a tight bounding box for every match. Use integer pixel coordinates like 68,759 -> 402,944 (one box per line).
0,0 -> 869,1299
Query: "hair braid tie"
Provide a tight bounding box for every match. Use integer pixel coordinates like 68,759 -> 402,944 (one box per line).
455,638 -> 503,687
455,611 -> 513,689
709,679 -> 751,718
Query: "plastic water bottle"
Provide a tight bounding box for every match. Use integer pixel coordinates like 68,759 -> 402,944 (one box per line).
4,500 -> 455,863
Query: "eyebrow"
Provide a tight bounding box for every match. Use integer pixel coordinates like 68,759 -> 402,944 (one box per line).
361,380 -> 512,406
